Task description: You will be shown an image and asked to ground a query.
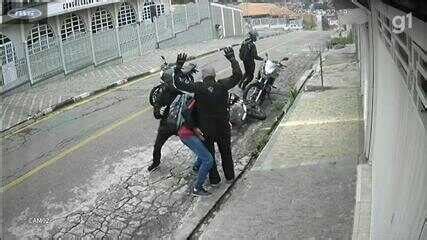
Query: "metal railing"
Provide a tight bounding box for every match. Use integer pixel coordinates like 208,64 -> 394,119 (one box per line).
1,1 -> 244,91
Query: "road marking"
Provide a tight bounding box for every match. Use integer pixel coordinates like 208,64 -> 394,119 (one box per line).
0,106 -> 151,193
1,73 -> 156,139
1,38 -> 286,138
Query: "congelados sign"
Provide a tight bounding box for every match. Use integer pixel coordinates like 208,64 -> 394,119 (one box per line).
7,8 -> 43,20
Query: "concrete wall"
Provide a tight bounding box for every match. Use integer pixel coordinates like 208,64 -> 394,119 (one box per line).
368,6 -> 427,239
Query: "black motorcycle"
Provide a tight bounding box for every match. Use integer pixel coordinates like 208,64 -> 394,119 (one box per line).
149,56 -> 197,106
243,54 -> 289,105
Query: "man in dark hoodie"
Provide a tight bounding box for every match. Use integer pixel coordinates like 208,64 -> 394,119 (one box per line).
173,47 -> 242,185
239,30 -> 264,90
147,86 -> 181,172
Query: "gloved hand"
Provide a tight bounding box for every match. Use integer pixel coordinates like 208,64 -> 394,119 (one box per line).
223,47 -> 235,62
176,53 -> 187,70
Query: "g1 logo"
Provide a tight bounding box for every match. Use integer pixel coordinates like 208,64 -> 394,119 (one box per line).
392,12 -> 412,34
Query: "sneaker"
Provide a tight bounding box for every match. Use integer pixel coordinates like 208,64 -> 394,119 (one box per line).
147,162 -> 160,172
210,180 -> 221,188
192,187 -> 211,196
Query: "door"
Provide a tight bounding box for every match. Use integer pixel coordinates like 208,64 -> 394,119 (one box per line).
1,41 -> 18,86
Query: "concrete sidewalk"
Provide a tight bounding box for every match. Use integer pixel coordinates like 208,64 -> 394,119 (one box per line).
197,46 -> 362,239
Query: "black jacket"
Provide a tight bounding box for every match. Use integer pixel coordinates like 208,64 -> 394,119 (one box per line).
242,39 -> 263,63
173,59 -> 242,137
153,85 -> 181,120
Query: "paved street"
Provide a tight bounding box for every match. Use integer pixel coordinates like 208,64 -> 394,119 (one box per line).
1,31 -> 330,239
196,46 -> 361,239
0,16 -> 284,133
0,35 -> 240,132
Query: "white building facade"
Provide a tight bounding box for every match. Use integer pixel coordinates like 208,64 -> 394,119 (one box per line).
341,0 -> 426,239
0,0 -> 244,92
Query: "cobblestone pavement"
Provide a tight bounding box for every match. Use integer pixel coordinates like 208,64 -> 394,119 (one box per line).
197,46 -> 362,239
44,51 -> 319,240
2,31 -> 330,239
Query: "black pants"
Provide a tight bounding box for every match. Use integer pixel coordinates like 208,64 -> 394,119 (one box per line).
203,132 -> 235,183
241,61 -> 256,88
152,121 -> 176,164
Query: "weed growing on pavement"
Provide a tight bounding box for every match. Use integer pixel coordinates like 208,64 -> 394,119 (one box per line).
288,87 -> 299,104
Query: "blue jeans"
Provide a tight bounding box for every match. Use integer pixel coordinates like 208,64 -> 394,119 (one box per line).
181,136 -> 214,190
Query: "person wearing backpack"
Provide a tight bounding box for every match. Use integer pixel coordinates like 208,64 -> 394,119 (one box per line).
173,47 -> 242,186
147,85 -> 181,172
178,98 -> 214,196
238,30 -> 264,90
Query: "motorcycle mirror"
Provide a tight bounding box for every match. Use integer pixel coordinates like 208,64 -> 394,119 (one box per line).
161,56 -> 166,62
282,57 -> 289,61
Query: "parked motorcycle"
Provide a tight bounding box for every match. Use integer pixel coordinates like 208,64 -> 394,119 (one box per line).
229,92 -> 267,124
149,56 -> 197,106
243,54 -> 289,105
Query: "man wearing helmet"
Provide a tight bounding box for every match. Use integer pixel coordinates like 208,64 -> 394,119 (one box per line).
238,30 -> 264,90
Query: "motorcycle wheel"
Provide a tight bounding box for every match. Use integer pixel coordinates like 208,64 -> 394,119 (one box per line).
246,101 -> 267,120
243,83 -> 264,104
149,84 -> 164,106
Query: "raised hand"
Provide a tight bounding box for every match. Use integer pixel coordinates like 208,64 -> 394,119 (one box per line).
176,53 -> 187,70
223,47 -> 235,62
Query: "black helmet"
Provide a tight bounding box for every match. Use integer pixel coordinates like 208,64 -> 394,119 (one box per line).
248,30 -> 258,41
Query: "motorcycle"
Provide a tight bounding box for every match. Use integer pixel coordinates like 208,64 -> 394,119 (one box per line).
228,92 -> 267,124
149,56 -> 197,106
149,56 -> 265,125
243,54 -> 289,105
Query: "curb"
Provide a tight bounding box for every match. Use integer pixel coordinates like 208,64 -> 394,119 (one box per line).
352,164 -> 372,240
1,33 -> 285,135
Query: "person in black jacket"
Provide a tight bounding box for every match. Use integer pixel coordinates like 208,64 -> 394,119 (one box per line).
147,86 -> 180,172
239,30 -> 263,90
173,47 -> 242,184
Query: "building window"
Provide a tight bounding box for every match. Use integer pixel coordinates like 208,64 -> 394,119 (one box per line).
142,2 -> 154,21
0,34 -> 16,64
3,0 -> 13,15
156,4 -> 165,16
26,23 -> 56,55
91,8 -> 114,33
118,2 -> 137,26
61,13 -> 86,41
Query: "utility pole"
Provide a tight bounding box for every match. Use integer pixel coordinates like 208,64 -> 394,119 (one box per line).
320,48 -> 324,87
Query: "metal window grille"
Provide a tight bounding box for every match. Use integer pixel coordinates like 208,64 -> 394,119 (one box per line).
61,13 -> 86,41
91,8 -> 114,33
376,7 -> 427,112
26,23 -> 56,55
156,4 -> 165,16
0,34 -> 17,64
118,2 -> 137,27
142,2 -> 154,21
3,0 -> 13,15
